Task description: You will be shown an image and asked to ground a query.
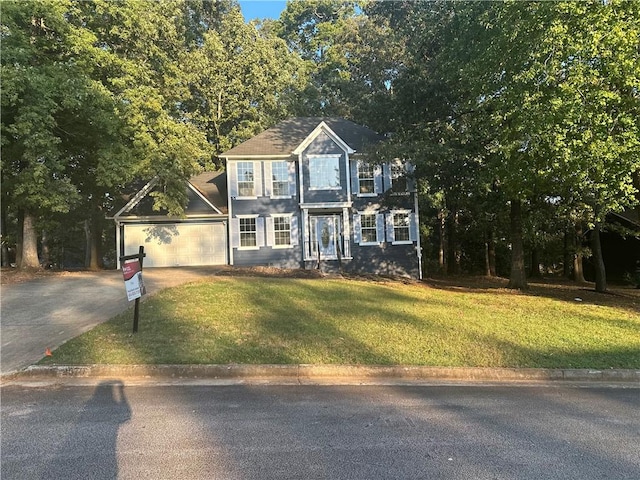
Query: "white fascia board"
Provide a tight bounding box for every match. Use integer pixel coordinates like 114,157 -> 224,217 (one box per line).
116,214 -> 227,222
222,154 -> 292,159
187,182 -> 224,215
293,121 -> 356,155
111,177 -> 159,220
299,202 -> 352,209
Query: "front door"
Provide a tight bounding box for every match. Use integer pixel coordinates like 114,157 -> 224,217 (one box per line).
311,215 -> 340,259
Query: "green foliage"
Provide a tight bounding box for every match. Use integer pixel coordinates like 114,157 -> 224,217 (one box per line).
182,6 -> 307,155
366,1 -> 639,285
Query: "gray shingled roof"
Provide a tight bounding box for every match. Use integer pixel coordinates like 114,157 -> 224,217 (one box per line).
113,171 -> 228,218
220,117 -> 384,157
189,170 -> 228,214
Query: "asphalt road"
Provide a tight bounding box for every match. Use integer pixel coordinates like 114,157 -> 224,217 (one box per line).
2,384 -> 639,480
0,268 -> 220,375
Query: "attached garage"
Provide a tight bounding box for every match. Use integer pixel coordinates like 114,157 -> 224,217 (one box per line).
111,171 -> 229,268
122,222 -> 227,267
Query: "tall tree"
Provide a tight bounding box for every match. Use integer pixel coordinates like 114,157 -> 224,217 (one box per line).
2,0 -> 214,269
182,5 -> 307,156
369,1 -> 639,290
2,0 -> 90,268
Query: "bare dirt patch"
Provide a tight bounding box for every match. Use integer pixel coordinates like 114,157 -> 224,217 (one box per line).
1,268 -> 85,286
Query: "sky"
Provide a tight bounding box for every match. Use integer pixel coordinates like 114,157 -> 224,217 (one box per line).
238,1 -> 288,21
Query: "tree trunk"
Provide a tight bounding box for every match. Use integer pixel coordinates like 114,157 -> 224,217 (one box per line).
87,215 -> 102,270
19,210 -> 40,269
529,247 -> 542,278
1,202 -> 9,267
573,224 -> 586,283
16,212 -> 23,267
438,210 -> 448,274
487,227 -> 496,277
84,220 -> 90,268
507,199 -> 527,289
591,222 -> 607,293
563,229 -> 572,278
41,230 -> 51,268
450,210 -> 461,274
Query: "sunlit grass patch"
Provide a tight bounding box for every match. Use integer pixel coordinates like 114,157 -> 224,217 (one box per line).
40,276 -> 640,368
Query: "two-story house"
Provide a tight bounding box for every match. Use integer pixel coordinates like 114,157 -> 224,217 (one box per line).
112,117 -> 421,278
220,117 -> 422,278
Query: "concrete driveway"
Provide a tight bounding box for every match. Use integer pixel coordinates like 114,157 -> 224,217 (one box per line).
1,267 -> 219,375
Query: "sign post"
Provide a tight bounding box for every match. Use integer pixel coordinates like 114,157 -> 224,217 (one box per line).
120,246 -> 146,333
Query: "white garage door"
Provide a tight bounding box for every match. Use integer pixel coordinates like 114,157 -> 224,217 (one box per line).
124,222 -> 227,267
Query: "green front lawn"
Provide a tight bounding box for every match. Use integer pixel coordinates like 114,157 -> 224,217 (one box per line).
40,276 -> 640,368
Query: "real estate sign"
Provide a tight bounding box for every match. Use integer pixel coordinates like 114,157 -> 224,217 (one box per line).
122,260 -> 146,301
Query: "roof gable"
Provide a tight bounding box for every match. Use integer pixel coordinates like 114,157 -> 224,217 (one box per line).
112,171 -> 228,219
220,117 -> 384,158
293,121 -> 354,155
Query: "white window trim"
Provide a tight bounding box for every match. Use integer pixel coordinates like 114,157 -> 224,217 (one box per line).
269,213 -> 294,249
388,159 -> 411,196
235,161 -> 262,200
357,211 -> 382,246
236,214 -> 261,250
356,161 -> 378,198
307,154 -> 342,191
390,209 -> 413,245
267,161 -> 293,199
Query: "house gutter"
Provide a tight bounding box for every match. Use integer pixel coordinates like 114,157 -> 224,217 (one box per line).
414,190 -> 423,280
223,156 -> 234,266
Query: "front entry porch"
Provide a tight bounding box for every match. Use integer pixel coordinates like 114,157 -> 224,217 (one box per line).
302,207 -> 352,266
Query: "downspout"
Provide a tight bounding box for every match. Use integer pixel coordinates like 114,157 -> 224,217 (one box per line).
115,219 -> 121,269
225,157 -> 234,266
414,191 -> 423,280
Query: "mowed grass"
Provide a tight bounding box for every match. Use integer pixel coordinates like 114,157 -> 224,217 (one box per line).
39,276 -> 640,368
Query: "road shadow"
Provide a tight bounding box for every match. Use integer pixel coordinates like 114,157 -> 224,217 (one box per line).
42,381 -> 131,480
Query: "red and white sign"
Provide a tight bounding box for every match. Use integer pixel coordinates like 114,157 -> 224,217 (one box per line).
122,260 -> 145,301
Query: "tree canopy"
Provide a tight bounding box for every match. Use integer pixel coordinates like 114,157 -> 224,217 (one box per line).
2,0 -> 638,289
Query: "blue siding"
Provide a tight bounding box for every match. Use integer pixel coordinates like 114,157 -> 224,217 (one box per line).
225,130 -> 421,278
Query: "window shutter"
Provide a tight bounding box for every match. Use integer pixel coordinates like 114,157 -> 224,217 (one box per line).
290,215 -> 299,246
382,163 -> 392,192
374,165 -> 383,194
385,213 -> 395,243
256,217 -> 265,247
253,162 -> 263,197
353,214 -> 362,244
230,217 -> 240,247
266,216 -> 274,246
288,162 -> 297,197
409,213 -> 419,242
350,160 -> 359,194
264,162 -> 272,197
376,213 -> 385,243
228,161 -> 238,197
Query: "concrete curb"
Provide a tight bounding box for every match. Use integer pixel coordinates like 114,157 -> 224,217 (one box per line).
3,364 -> 640,386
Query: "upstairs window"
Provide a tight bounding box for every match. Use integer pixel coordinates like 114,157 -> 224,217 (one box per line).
390,161 -> 407,192
237,162 -> 254,197
271,161 -> 289,196
358,162 -> 375,194
309,155 -> 341,190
